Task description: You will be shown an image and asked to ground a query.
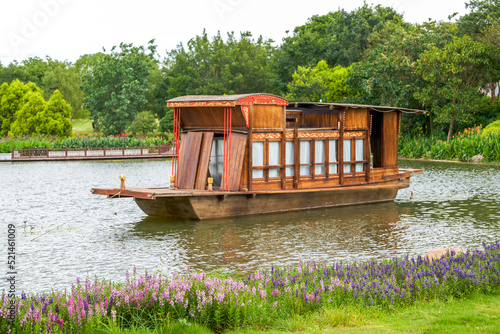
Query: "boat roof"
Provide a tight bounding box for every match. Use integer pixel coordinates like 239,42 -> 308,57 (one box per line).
289,102 -> 426,114
167,93 -> 288,107
167,93 -> 426,114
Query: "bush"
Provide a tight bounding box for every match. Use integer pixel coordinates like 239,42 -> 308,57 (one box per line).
0,134 -> 169,153
128,111 -> 158,135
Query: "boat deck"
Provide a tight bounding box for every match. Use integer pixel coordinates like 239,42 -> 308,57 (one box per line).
91,168 -> 423,200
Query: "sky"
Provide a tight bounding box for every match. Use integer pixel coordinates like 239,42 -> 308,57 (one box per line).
0,0 -> 470,65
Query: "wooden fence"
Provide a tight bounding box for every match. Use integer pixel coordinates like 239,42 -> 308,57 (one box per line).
11,144 -> 173,160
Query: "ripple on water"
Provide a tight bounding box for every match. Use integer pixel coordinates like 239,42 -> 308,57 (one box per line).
1,159 -> 499,293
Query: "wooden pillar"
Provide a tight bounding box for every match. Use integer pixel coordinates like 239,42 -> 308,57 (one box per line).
248,105 -> 253,191
103,146 -> 106,156
140,145 -> 143,155
293,119 -> 299,189
281,105 -> 286,189
122,145 -> 125,156
339,108 -> 345,185
85,146 -> 87,157
65,145 -> 67,157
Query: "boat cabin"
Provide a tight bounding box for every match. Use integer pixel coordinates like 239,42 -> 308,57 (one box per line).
167,93 -> 423,192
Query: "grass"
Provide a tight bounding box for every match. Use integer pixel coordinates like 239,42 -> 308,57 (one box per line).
72,118 -> 95,135
86,291 -> 500,333
226,292 -> 500,333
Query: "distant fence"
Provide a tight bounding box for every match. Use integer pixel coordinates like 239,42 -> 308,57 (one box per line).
11,144 -> 173,160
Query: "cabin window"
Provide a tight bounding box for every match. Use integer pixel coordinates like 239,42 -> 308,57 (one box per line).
268,141 -> 280,178
252,141 -> 264,178
209,138 -> 225,186
314,140 -> 325,175
285,141 -> 294,176
355,139 -> 365,172
343,139 -> 352,173
328,139 -> 338,174
300,140 -> 311,176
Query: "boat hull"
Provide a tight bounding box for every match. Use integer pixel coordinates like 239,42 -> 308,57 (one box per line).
134,178 -> 409,220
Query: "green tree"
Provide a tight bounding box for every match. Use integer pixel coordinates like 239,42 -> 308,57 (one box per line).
0,80 -> 43,136
8,91 -> 46,137
286,60 -> 352,102
81,41 -> 158,135
478,19 -> 500,103
35,90 -> 72,137
159,110 -> 174,134
163,31 -> 274,99
128,111 -> 158,135
416,36 -> 493,140
271,4 -> 403,94
347,25 -> 454,134
42,63 -> 84,120
457,0 -> 500,38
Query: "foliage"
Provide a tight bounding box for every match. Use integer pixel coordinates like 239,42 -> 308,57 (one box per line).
0,80 -> 43,136
348,25 -> 453,108
416,36 -> 494,140
8,91 -> 47,137
484,120 -> 500,133
0,133 -> 169,153
42,62 -> 84,120
35,90 -> 72,137
457,0 -> 500,38
2,241 -> 500,333
286,60 -> 353,102
81,41 -> 158,136
128,111 -> 158,135
159,109 -> 174,134
271,4 -> 403,94
399,126 -> 500,162
163,31 -> 274,99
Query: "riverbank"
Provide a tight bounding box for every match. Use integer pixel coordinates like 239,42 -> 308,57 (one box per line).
2,241 -> 500,333
399,157 -> 500,167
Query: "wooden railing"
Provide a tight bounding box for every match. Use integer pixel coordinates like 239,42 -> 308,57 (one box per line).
11,144 -> 173,160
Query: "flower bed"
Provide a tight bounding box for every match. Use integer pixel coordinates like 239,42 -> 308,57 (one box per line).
2,241 -> 500,333
0,133 -> 169,154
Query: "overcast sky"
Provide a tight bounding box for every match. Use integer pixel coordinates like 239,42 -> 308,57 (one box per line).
0,0 -> 470,65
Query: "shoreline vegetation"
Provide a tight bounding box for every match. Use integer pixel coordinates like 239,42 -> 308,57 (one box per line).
0,133 -> 170,154
399,126 -> 500,164
2,241 -> 500,333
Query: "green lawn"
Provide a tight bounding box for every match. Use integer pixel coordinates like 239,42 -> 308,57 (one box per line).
72,118 -> 94,134
225,292 -> 500,333
92,291 -> 500,333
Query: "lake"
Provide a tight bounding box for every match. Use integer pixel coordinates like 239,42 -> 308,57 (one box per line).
1,159 -> 499,294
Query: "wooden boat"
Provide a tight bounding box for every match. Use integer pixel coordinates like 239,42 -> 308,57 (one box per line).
91,93 -> 424,220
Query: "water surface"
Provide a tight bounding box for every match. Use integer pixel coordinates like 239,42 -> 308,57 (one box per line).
1,159 -> 499,294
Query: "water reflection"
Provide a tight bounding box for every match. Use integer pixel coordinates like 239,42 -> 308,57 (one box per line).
1,159 -> 499,294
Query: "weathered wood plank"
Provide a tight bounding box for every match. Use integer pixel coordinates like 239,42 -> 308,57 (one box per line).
195,132 -> 214,190
178,132 -> 203,189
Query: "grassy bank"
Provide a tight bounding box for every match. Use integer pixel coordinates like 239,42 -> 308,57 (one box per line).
399,126 -> 500,162
2,241 -> 500,333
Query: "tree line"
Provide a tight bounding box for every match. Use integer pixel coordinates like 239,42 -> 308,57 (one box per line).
0,0 -> 499,140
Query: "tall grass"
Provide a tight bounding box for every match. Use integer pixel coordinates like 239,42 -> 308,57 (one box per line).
2,241 -> 500,333
0,133 -> 170,153
399,126 -> 500,162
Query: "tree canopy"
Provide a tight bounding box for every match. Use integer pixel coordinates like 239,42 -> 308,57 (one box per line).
81,41 -> 158,136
